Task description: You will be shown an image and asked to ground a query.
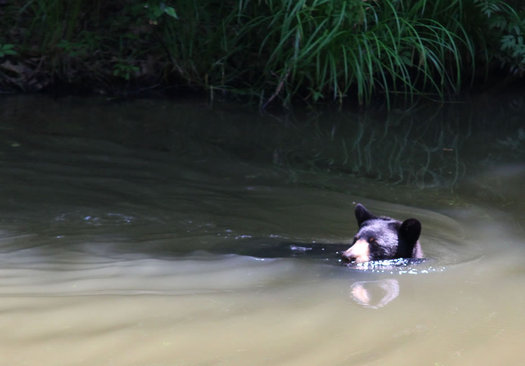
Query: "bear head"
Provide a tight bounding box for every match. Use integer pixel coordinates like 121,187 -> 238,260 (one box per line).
341,203 -> 423,263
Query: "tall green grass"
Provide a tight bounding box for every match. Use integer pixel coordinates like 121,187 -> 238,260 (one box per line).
228,0 -> 477,106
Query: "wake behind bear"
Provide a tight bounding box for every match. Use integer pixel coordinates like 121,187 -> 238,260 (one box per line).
341,203 -> 424,263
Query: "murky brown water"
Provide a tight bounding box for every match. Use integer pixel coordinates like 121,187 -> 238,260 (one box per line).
0,96 -> 523,365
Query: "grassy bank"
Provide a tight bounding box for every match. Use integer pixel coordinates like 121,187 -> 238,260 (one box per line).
0,0 -> 524,107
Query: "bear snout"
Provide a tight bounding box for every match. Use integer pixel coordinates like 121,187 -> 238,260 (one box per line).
341,239 -> 370,263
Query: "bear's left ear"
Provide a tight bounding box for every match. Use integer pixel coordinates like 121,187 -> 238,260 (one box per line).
355,203 -> 376,226
399,218 -> 421,244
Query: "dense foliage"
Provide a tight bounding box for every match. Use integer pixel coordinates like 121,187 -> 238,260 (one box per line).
0,0 -> 524,106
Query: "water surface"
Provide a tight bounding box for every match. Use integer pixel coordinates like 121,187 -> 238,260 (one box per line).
0,96 -> 523,366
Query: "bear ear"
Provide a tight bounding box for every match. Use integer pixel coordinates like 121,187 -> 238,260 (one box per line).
399,218 -> 421,244
355,203 -> 376,226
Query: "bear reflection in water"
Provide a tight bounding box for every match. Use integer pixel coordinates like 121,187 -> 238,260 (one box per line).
350,279 -> 400,309
345,259 -> 428,309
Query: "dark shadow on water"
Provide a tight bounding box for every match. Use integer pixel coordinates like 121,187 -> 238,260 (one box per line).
208,238 -> 349,266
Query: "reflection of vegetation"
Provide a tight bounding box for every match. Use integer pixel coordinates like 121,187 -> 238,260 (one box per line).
165,95 -> 523,189
1,94 -> 524,191
0,1 -> 524,106
260,109 -> 467,188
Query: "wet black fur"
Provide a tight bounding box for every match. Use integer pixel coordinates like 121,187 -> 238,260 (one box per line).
344,203 -> 423,261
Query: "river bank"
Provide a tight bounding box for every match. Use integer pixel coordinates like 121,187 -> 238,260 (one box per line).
1,0 -> 524,107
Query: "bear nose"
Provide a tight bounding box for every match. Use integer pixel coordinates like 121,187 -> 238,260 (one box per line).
341,239 -> 370,263
341,248 -> 357,262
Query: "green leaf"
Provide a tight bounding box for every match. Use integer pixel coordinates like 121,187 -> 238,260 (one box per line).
164,7 -> 178,19
0,44 -> 17,57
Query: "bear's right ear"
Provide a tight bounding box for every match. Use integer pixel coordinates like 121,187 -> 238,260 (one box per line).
355,203 -> 376,226
399,218 -> 421,244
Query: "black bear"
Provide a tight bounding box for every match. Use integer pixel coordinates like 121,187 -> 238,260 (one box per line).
341,203 -> 424,263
